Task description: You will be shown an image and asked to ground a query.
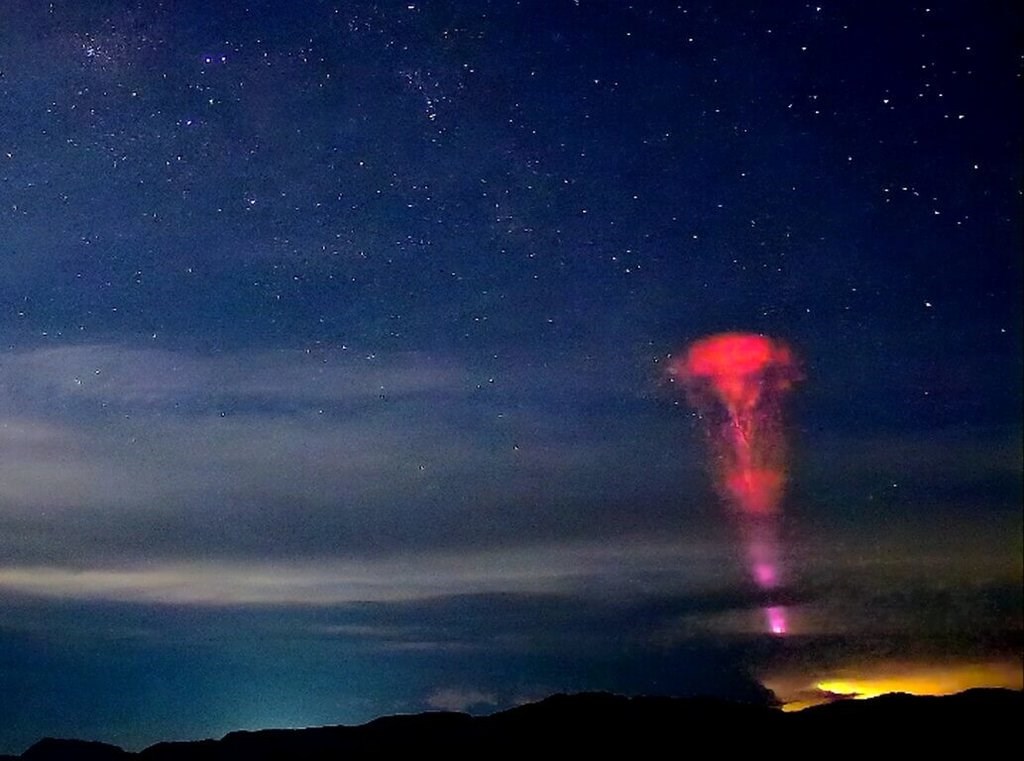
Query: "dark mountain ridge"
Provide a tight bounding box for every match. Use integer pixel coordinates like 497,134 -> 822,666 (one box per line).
10,688 -> 1020,760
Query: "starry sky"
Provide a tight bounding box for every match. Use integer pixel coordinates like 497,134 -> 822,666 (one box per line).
0,0 -> 1021,752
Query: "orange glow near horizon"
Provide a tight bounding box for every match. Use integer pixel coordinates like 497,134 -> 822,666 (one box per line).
768,661 -> 1024,712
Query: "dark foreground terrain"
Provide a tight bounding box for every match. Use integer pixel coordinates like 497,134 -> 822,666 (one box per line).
8,689 -> 1021,760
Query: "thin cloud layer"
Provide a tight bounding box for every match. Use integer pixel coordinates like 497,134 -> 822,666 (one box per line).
0,537 -> 734,605
0,343 -> 700,567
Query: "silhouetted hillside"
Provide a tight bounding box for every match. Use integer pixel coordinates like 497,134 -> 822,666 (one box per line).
20,738 -> 129,761
16,689 -> 1021,760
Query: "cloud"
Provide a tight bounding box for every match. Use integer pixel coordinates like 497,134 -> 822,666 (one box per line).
0,537 -> 733,606
0,343 -> 462,409
0,342 -> 702,567
798,427 -> 1023,507
426,687 -> 498,713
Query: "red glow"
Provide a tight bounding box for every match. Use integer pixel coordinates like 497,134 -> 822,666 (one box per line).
671,332 -> 801,637
676,333 -> 797,416
724,467 -> 785,516
671,332 -> 799,517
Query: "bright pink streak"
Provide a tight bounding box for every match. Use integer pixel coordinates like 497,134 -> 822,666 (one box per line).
766,606 -> 787,636
754,563 -> 777,588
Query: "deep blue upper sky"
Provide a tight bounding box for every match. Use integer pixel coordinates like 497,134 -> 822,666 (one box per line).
0,0 -> 1020,752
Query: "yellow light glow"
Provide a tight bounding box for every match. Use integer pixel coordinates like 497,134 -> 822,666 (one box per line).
767,661 -> 1023,712
816,663 -> 1021,700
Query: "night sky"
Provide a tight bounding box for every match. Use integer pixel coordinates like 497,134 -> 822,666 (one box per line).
1,0 -> 1021,752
